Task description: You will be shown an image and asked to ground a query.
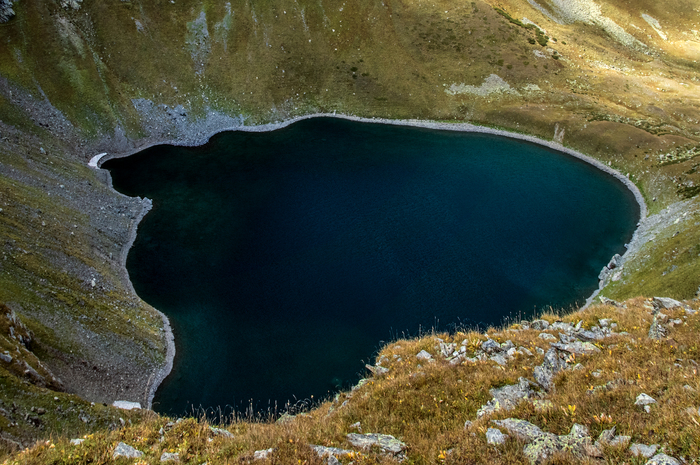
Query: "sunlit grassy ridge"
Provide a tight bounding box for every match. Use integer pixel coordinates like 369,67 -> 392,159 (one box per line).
4,298 -> 700,464
0,0 -> 699,460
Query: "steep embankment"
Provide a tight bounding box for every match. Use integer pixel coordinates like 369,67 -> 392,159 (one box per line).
0,0 -> 699,457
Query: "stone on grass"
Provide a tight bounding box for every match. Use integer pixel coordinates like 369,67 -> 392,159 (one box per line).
530,320 -> 550,330
416,350 -> 432,360
347,433 -> 406,455
534,348 -> 567,391
635,393 -> 657,406
648,315 -> 667,340
645,453 -> 681,465
491,419 -> 544,442
610,435 -> 631,447
209,426 -> 234,438
653,297 -> 682,309
538,333 -> 557,342
70,439 -> 84,446
630,443 -> 658,458
253,448 -> 274,460
113,442 -> 143,459
112,400 -> 141,410
477,378 -> 537,417
481,339 -> 501,353
311,445 -> 354,460
486,427 -> 508,445
160,451 -> 180,462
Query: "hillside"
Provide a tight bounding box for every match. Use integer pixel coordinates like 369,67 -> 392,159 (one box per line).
0,0 -> 699,462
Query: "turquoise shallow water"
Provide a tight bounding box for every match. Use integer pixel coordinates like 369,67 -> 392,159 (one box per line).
103,117 -> 639,416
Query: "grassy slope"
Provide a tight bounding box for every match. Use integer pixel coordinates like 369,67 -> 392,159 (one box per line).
0,0 -> 699,460
5,298 -> 700,464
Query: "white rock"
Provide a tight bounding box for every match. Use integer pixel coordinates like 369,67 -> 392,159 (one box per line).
630,443 -> 658,458
634,393 -> 657,406
253,448 -> 274,460
70,439 -> 84,446
160,451 -> 180,462
113,442 -> 143,459
112,400 -> 141,410
416,350 -> 433,360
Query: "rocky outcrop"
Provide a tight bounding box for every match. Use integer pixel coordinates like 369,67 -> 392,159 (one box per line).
0,0 -> 14,23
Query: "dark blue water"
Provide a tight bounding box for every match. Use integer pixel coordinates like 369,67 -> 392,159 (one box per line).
103,117 -> 639,416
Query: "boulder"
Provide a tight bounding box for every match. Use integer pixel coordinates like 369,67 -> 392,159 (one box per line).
253,448 -> 274,460
209,426 -> 234,438
653,297 -> 682,309
310,445 -> 354,460
113,442 -> 143,459
477,378 -> 537,418
645,453 -> 681,465
530,320 -> 550,330
648,315 -> 667,340
550,341 -> 601,355
416,350 -> 433,360
347,433 -> 406,455
481,339 -> 501,354
630,443 -> 658,458
534,348 -> 568,391
634,393 -> 657,406
486,427 -> 508,445
112,401 -> 141,410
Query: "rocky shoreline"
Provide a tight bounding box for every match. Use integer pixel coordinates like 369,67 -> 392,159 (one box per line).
96,112 -> 648,407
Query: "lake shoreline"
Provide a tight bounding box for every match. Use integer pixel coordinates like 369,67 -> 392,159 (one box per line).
99,113 -> 647,409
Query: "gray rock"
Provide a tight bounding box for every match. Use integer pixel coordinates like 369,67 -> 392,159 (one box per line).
253,448 -> 274,460
160,451 -> 180,462
550,341 -> 601,355
416,350 -> 433,360
0,353 -> 11,363
70,439 -> 84,446
523,423 -> 596,464
326,456 -> 340,465
438,342 -> 456,357
634,393 -> 657,406
531,319 -> 550,330
550,322 -> 574,332
645,453 -> 681,465
501,340 -> 515,351
112,400 -> 141,410
534,348 -> 567,391
538,333 -> 557,341
365,364 -> 389,375
346,433 -> 406,455
0,0 -> 14,23
481,338 -> 501,354
609,435 -> 631,447
648,315 -> 667,340
594,426 -> 616,447
60,0 -> 82,9
486,427 -> 508,445
477,378 -> 535,418
463,420 -> 473,429
630,443 -> 658,458
209,426 -> 234,438
491,419 -> 545,442
310,445 -> 354,459
653,297 -> 682,309
489,354 -> 508,366
573,329 -> 605,341
113,442 -> 143,459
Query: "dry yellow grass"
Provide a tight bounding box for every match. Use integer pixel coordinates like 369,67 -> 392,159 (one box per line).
5,296 -> 699,464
